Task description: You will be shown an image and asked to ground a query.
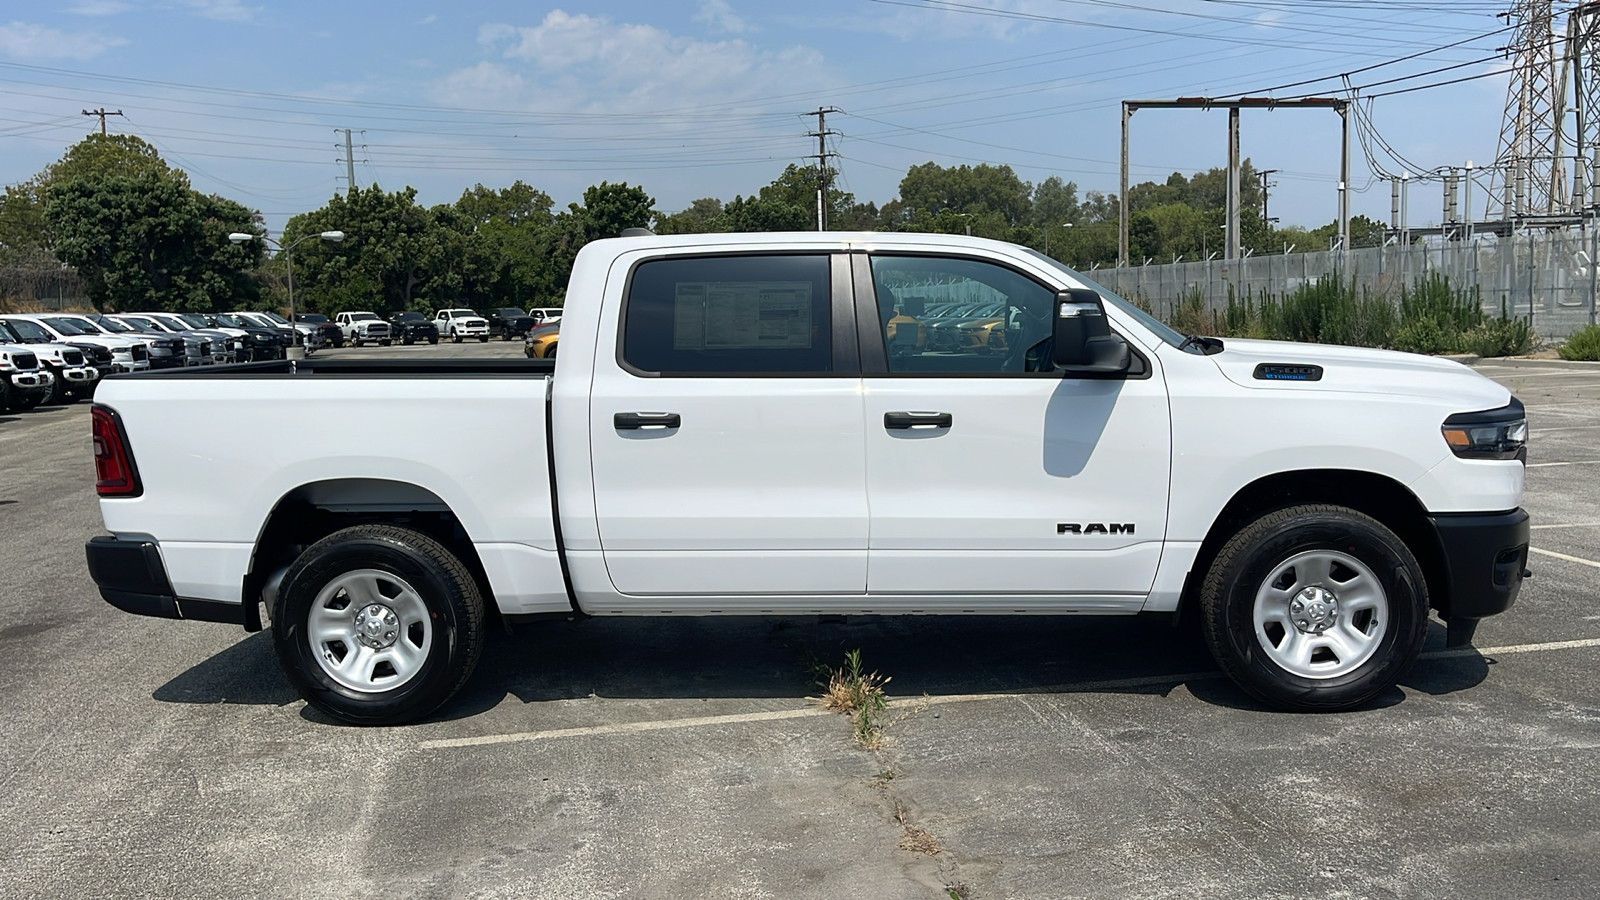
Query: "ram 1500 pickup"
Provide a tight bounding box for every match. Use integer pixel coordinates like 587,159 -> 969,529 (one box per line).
85,232 -> 1530,724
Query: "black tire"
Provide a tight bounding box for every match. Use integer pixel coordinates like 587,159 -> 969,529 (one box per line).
452,333 -> 462,344
1199,504 -> 1428,712
380,340 -> 392,347
45,368 -> 70,405
478,336 -> 488,343
273,525 -> 485,726
428,336 -> 438,345
353,339 -> 363,348
402,336 -> 414,346
546,342 -> 557,359
14,391 -> 45,411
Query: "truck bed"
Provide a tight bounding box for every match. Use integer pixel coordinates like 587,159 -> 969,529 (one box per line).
115,357 -> 556,378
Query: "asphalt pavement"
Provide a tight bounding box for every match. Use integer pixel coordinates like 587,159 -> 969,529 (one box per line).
1,346 -> 1598,899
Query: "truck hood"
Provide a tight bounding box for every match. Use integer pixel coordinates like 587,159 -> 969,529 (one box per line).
1203,338 -> 1511,413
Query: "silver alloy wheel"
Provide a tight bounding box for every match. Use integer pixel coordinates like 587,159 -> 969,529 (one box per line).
308,569 -> 433,693
1252,550 -> 1388,679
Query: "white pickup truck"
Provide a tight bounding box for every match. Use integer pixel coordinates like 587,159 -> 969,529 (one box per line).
86,232 -> 1529,725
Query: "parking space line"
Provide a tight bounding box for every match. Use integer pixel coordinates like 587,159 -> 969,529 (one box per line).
1529,546 -> 1600,568
1530,523 -> 1600,529
419,638 -> 1600,750
1526,460 -> 1600,468
418,707 -> 836,749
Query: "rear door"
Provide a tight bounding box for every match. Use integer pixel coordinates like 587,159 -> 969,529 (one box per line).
588,251 -> 868,597
855,251 -> 1171,606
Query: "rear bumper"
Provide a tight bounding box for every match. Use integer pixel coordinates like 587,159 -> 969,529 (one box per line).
1430,508 -> 1529,646
85,536 -> 246,626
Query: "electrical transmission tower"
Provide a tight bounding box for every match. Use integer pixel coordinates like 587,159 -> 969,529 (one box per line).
1491,0 -> 1570,219
1568,0 -> 1600,211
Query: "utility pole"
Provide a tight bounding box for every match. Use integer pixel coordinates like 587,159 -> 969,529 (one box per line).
1258,169 -> 1280,226
1226,107 -> 1241,261
1119,97 -> 1346,265
81,108 -> 124,134
804,107 -> 841,232
338,128 -> 358,195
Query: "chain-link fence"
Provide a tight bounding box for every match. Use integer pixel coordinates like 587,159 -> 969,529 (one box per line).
0,266 -> 86,312
1095,232 -> 1600,341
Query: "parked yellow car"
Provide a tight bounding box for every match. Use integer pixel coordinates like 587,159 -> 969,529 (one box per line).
524,325 -> 559,359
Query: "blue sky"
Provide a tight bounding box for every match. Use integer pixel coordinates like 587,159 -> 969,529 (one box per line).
0,1 -> 1516,238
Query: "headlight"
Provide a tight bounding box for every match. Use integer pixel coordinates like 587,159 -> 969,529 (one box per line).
1442,400 -> 1527,461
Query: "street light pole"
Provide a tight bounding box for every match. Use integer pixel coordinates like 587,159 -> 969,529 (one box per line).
229,229 -> 345,359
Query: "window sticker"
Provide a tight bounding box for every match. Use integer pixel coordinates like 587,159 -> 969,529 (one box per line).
673,281 -> 814,350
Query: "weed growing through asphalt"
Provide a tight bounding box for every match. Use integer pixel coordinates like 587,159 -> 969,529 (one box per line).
814,648 -> 891,749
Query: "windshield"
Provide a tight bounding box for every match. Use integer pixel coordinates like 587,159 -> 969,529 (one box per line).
178,315 -> 209,328
214,314 -> 249,328
4,319 -> 52,342
1018,248 -> 1191,350
56,316 -> 107,334
498,309 -> 527,317
394,312 -> 423,321
260,311 -> 290,324
150,315 -> 189,330
298,314 -> 328,323
350,312 -> 379,321
42,317 -> 89,335
123,317 -> 162,331
88,315 -> 133,333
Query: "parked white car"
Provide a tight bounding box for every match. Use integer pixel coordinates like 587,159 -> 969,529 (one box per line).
529,307 -> 563,326
0,316 -> 107,401
334,311 -> 392,347
0,342 -> 53,411
3,313 -> 152,373
435,308 -> 490,342
87,231 -> 1529,725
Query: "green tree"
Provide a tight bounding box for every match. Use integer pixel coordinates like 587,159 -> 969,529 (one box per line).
655,197 -> 728,234
284,186 -> 463,314
48,172 -> 261,312
1,133 -> 182,262
897,162 -> 1033,227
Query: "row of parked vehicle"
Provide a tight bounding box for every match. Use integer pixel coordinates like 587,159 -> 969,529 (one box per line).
0,304 -> 570,413
0,309 -> 312,412
295,307 -> 565,348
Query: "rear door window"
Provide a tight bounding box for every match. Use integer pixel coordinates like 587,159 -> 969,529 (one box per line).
622,254 -> 832,375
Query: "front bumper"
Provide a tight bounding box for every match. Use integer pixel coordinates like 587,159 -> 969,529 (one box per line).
1430,508 -> 1530,646
85,537 -> 249,626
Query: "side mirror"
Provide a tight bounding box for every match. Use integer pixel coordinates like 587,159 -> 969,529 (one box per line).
1051,288 -> 1131,374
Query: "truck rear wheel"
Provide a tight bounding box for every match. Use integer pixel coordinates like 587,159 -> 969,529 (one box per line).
1199,504 -> 1428,712
272,524 -> 485,725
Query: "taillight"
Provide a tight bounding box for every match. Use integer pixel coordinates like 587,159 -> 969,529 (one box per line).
91,405 -> 142,497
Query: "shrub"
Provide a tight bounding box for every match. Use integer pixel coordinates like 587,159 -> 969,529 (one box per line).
1560,324 -> 1600,361
1460,316 -> 1534,358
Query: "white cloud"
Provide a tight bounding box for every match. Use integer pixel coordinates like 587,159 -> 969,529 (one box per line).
66,1 -> 136,16
0,21 -> 125,59
447,10 -> 826,114
420,14 -> 437,25
694,0 -> 749,35
184,0 -> 258,22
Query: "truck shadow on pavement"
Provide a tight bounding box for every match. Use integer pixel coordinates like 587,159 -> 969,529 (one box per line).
150,616 -> 1488,720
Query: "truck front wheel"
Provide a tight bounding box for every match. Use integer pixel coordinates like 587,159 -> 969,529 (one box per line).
272,524 -> 485,725
1199,504 -> 1428,713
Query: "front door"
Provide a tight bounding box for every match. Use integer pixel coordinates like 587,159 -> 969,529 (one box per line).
588,251 -> 868,597
858,253 -> 1171,607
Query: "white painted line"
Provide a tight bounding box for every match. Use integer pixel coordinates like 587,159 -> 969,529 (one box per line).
1529,546 -> 1600,569
419,639 -> 1600,750
1530,523 -> 1600,529
418,706 -> 835,749
1526,460 -> 1600,468
1421,637 -> 1600,660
